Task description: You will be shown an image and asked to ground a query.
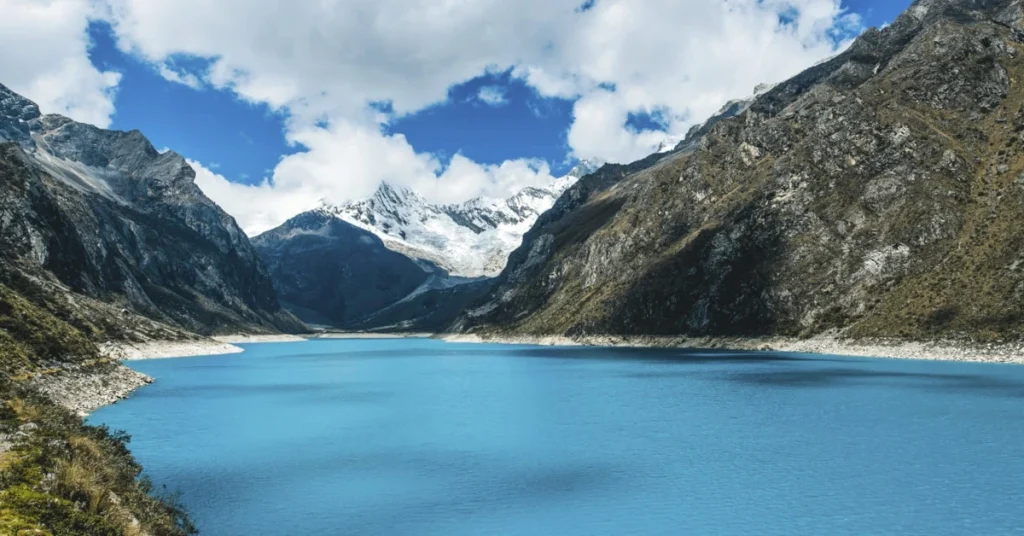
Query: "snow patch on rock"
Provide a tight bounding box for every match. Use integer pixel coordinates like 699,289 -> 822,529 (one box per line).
321,159 -> 602,277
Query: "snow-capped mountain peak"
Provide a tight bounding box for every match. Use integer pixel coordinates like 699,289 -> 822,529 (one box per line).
321,160 -> 601,277
567,158 -> 602,178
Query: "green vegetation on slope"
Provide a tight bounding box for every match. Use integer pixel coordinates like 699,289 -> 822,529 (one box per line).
0,283 -> 99,379
0,278 -> 195,535
0,390 -> 196,535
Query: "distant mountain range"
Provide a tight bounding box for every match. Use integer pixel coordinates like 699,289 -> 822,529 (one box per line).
321,159 -> 601,278
248,80 -> 782,331
252,160 -> 601,328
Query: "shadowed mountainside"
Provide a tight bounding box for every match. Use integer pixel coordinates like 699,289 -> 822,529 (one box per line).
0,83 -> 304,336
252,210 -> 434,328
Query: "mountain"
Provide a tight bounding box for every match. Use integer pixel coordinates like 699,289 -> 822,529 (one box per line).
0,83 -> 304,337
349,278 -> 495,333
453,0 -> 1024,343
320,159 -> 601,278
254,160 -> 601,329
0,82 -> 304,534
251,210 -> 435,327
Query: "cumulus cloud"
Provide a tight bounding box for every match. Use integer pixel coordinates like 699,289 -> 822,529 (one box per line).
157,64 -> 203,89
476,86 -> 509,106
190,159 -> 315,236
103,0 -> 568,119
523,0 -> 861,161
191,123 -> 558,235
100,0 -> 861,232
0,0 -> 121,127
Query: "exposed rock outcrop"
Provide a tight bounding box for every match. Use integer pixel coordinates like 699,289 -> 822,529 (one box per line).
28,364 -> 152,416
0,83 -> 304,336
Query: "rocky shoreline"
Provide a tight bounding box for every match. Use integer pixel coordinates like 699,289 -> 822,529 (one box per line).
99,334 -> 313,361
28,335 -> 311,419
29,364 -> 153,417
101,339 -> 245,361
441,333 -> 1024,365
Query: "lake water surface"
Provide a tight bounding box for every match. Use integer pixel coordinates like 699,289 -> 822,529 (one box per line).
90,339 -> 1024,535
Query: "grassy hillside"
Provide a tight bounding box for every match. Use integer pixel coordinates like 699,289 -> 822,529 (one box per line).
0,275 -> 195,535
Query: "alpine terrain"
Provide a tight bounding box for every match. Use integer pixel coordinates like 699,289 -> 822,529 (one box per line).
6,1 -> 1024,533
323,159 -> 601,278
251,210 -> 436,327
253,159 -> 602,329
0,81 -> 311,534
454,0 -> 1024,345
0,83 -> 304,338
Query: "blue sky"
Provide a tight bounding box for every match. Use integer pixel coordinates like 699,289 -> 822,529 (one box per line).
86,23 -> 583,182
844,0 -> 912,28
2,0 -> 913,233
84,0 -> 910,186
86,22 -> 294,184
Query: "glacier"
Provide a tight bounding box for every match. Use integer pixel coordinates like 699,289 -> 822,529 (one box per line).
320,159 -> 602,277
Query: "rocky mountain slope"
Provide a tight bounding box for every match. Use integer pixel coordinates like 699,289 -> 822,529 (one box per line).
0,82 -> 287,535
322,160 -> 601,277
454,0 -> 1024,343
254,160 -> 602,329
0,83 -> 304,337
251,210 -> 435,327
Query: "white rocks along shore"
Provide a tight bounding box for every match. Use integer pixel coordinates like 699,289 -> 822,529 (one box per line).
101,339 -> 243,361
100,334 -> 309,361
29,364 -> 153,417
442,333 -> 1024,365
36,334 -> 312,416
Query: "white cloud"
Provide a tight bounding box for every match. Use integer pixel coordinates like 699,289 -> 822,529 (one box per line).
0,0 -> 121,127
190,159 -> 317,236
522,0 -> 860,162
104,0 -> 569,119
567,89 -> 670,165
157,63 -> 203,89
192,122 -> 558,235
476,85 -> 509,106
101,0 -> 861,232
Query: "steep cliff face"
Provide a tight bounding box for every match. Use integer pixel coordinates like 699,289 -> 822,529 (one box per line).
252,210 -> 435,327
0,83 -> 303,336
455,0 -> 1024,343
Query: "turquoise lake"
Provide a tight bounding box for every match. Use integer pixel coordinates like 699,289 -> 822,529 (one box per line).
89,338 -> 1024,535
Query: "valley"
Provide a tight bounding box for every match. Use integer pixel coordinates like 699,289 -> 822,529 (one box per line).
3,0 -> 1024,534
